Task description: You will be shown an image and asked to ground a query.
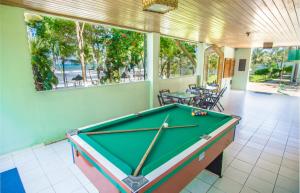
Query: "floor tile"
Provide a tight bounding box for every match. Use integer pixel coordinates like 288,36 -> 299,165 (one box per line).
180,188 -> 191,193
23,175 -> 51,193
12,150 -> 36,166
255,158 -> 280,173
279,166 -> 299,181
206,187 -> 225,193
222,154 -> 234,168
240,146 -> 262,157
249,137 -> 268,146
227,142 -> 244,152
245,175 -> 274,193
38,187 -> 56,193
273,186 -> 293,193
19,167 -> 46,183
251,166 -> 277,184
196,170 -> 218,185
223,166 -> 249,184
46,167 -> 74,185
245,142 -> 264,150
185,178 -> 210,193
259,152 -> 282,165
53,177 -> 82,193
275,175 -> 299,193
213,177 -> 243,193
240,186 -> 259,193
230,158 -> 253,173
283,152 -> 299,162
265,141 -> 285,151
0,156 -> 15,173
236,152 -> 259,164
16,159 -> 40,174
281,158 -> 299,171
72,187 -> 89,193
83,183 -> 98,193
285,146 -> 299,155
263,147 -> 284,156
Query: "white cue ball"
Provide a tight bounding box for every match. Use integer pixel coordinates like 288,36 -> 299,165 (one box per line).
163,123 -> 169,128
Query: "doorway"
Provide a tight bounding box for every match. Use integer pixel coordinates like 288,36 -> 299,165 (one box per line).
248,47 -> 300,96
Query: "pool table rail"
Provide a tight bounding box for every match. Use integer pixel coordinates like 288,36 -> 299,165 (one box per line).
67,109 -> 240,193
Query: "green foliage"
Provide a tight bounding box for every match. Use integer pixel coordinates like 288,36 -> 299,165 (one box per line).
159,37 -> 196,78
26,13 -> 145,89
283,65 -> 293,73
254,68 -> 270,75
30,40 -> 58,90
101,28 -> 144,83
270,68 -> 281,77
251,48 -> 288,70
208,53 -> 218,69
249,75 -> 271,82
26,15 -> 64,90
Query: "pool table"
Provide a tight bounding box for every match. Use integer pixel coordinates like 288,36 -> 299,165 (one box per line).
67,104 -> 240,193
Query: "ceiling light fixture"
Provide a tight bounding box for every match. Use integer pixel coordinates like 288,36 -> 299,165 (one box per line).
142,0 -> 178,14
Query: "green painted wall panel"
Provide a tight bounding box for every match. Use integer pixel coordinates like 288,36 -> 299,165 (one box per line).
0,5 -> 150,155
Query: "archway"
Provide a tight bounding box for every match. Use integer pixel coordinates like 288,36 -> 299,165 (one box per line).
204,45 -> 224,86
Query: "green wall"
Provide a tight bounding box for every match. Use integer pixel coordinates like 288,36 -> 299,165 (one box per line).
0,5 -> 150,155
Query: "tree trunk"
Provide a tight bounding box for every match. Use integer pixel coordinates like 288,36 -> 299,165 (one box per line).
62,58 -> 67,87
166,61 -> 171,78
175,40 -> 196,66
76,21 -> 86,82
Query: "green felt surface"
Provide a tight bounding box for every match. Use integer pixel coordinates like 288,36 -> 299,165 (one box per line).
78,104 -> 233,176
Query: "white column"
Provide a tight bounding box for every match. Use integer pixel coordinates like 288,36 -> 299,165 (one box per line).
146,33 -> 160,108
196,43 -> 206,86
232,48 -> 252,90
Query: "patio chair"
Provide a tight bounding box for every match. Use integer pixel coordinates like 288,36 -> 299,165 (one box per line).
188,84 -> 197,89
157,95 -> 163,106
159,89 -> 176,104
194,87 -> 226,111
208,87 -> 227,111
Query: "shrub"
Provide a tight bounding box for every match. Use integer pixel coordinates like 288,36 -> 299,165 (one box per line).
254,68 -> 270,75
283,66 -> 293,73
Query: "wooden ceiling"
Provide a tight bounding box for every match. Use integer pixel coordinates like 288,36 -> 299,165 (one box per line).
2,0 -> 300,48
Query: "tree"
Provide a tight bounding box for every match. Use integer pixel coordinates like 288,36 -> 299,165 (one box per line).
30,39 -> 58,90
76,21 -> 86,82
251,48 -> 266,68
159,37 -> 196,78
26,13 -> 146,88
26,15 -> 60,90
47,17 -> 77,86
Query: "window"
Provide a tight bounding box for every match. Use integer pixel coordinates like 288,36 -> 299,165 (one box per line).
25,13 -> 146,91
159,36 -> 197,79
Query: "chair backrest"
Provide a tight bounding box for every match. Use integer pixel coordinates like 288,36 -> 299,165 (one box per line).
159,89 -> 170,96
219,86 -> 227,96
208,88 -> 225,110
157,95 -> 163,106
188,84 -> 197,89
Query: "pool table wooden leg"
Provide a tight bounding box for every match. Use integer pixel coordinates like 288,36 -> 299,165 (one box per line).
206,152 -> 223,177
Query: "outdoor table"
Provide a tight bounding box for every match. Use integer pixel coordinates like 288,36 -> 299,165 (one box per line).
163,91 -> 197,105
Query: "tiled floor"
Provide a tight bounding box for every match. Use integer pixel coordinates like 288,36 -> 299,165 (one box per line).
0,91 -> 299,193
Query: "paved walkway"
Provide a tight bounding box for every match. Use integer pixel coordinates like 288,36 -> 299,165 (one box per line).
247,82 -> 300,97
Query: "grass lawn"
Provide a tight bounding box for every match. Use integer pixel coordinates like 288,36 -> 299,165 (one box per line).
249,75 -> 271,82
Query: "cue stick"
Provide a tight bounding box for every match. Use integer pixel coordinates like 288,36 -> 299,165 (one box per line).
84,124 -> 198,135
133,114 -> 169,176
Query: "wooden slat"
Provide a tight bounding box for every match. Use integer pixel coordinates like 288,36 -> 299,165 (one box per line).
1,0 -> 300,47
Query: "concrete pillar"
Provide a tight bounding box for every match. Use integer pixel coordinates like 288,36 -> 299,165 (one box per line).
146,33 -> 160,108
196,43 -> 206,86
231,48 -> 252,90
